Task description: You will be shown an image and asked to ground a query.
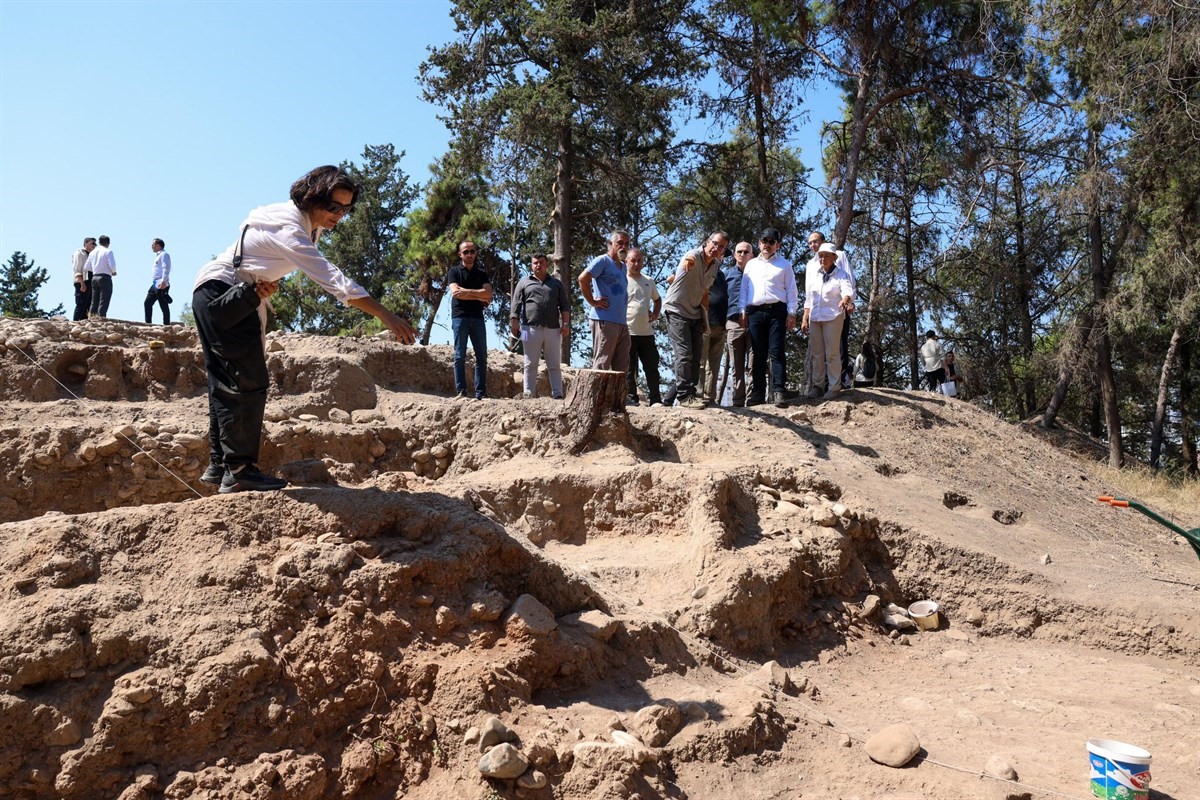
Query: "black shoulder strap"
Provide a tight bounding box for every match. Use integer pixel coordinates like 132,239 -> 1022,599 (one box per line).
231,225 -> 249,269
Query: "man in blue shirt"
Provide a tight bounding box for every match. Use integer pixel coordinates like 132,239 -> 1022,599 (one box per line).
447,240 -> 494,399
578,230 -> 631,373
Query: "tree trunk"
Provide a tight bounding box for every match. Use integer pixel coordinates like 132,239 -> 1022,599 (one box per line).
1179,337 -> 1197,475
565,369 -> 626,454
551,123 -> 575,365
1011,156 -> 1036,417
419,288 -> 446,346
1087,123 -> 1123,468
750,20 -> 774,223
904,209 -> 919,390
833,65 -> 875,249
1043,308 -> 1092,429
1150,325 -> 1182,469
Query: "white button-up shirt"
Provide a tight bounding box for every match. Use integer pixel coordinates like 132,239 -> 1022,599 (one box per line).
739,253 -> 798,315
84,245 -> 116,277
151,251 -> 171,285
804,262 -> 854,322
193,201 -> 368,304
72,248 -> 89,282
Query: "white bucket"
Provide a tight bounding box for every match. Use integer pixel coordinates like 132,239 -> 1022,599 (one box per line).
907,600 -> 940,630
1087,739 -> 1151,799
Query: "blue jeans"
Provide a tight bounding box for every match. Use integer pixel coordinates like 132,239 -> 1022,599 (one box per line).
452,316 -> 488,397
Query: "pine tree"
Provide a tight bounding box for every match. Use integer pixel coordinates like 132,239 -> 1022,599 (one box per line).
0,251 -> 63,318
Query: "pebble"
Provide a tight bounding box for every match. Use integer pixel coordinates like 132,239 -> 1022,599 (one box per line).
297,414 -> 319,422
942,649 -> 970,664
494,433 -> 514,444
774,500 -> 803,516
516,769 -> 547,789
478,743 -> 527,779
477,716 -> 517,751
812,506 -> 839,527
505,594 -> 557,636
412,449 -> 432,463
984,754 -> 1019,781
629,700 -> 682,747
611,730 -> 641,747
1040,553 -> 1053,565
328,408 -> 351,423
864,723 -> 921,767
431,444 -> 451,459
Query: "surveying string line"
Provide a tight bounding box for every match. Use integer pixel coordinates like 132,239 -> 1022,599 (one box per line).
10,343 -> 205,500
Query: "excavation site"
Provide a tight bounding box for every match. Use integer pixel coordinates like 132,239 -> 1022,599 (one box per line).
1,316 -> 1196,800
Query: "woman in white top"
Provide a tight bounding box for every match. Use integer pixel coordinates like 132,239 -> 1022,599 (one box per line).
192,165 -> 417,493
801,243 -> 855,400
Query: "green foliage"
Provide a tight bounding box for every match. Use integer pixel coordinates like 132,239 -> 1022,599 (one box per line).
0,251 -> 63,318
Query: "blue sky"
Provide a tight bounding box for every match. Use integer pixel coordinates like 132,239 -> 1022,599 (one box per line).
0,0 -> 830,340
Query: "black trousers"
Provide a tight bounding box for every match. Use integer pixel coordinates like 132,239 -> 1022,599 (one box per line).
72,274 -> 90,321
747,302 -> 788,397
193,280 -> 268,469
89,274 -> 113,317
144,285 -> 172,324
665,311 -> 705,400
627,334 -> 662,403
925,367 -> 946,391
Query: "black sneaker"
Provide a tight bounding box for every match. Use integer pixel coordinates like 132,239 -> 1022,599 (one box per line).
746,396 -> 766,407
627,396 -> 641,406
773,391 -> 792,408
219,465 -> 288,494
200,463 -> 224,485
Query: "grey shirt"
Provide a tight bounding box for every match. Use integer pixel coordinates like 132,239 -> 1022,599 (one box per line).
510,274 -> 569,328
663,247 -> 720,320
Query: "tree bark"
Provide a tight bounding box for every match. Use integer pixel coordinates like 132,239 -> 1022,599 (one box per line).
1086,123 -> 1123,468
1042,312 -> 1091,429
1179,337 -> 1197,475
551,123 -> 575,365
904,208 -> 919,390
1150,325 -> 1183,469
1011,154 -> 1036,418
565,369 -> 627,454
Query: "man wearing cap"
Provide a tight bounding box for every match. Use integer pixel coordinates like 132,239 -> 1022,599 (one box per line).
723,241 -> 754,406
739,228 -> 799,407
580,230 -> 632,374
802,243 -> 855,400
663,230 -> 729,409
804,231 -> 856,390
920,330 -> 946,391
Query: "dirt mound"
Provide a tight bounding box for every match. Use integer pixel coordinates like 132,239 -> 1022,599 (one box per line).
2,316 -> 1197,799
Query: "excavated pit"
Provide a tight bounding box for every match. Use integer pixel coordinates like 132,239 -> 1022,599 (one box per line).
1,316 -> 1197,800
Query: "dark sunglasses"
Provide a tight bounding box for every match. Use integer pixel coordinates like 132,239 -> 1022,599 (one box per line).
735,248 -> 753,254
322,199 -> 354,215
760,238 -> 777,245
460,248 -> 478,255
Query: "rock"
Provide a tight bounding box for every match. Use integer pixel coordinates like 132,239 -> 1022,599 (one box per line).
114,425 -> 136,439
858,594 -> 881,620
1040,553 -> 1052,565
883,613 -> 917,632
48,719 -> 82,746
864,723 -> 921,767
367,440 -> 386,457
328,408 -> 351,423
542,500 -> 558,513
526,741 -> 555,768
504,594 -> 557,637
478,743 -> 527,779
463,726 -> 480,746
811,506 -> 839,527
560,609 -> 622,641
942,650 -> 970,664
517,769 -> 547,789
629,700 -> 682,747
297,414 -> 319,422
478,717 -> 518,752
431,444 -> 451,459
831,502 -> 849,518
493,433 -> 514,445
984,754 -> 1019,781
611,730 -> 642,747
774,500 -> 803,516
963,607 -> 985,626
148,340 -> 166,350
264,407 -> 290,422
751,660 -> 797,695
351,409 -> 385,423
266,339 -> 284,352
691,585 -> 707,599
412,449 -> 432,463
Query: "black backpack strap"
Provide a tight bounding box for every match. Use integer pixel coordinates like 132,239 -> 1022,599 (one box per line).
231,225 -> 249,269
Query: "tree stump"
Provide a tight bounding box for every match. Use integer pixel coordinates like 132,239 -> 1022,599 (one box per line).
565,369 -> 627,454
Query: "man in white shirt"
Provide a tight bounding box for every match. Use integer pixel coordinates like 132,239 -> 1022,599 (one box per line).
144,238 -> 172,325
804,230 -> 856,390
802,243 -> 855,400
739,227 -> 799,407
625,247 -> 663,406
919,331 -> 946,391
71,237 -> 96,321
84,235 -> 117,318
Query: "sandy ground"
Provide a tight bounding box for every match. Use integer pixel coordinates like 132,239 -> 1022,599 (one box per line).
0,315 -> 1197,800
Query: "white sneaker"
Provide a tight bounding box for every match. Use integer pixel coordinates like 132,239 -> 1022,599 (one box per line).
822,386 -> 842,401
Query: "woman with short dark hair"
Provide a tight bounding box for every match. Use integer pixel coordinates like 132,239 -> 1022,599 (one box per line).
192,165 -> 416,493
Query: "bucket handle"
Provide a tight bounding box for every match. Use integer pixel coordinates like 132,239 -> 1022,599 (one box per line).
1100,755 -> 1148,790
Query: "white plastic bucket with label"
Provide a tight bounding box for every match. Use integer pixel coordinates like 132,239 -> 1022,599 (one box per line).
1087,739 -> 1151,799
907,600 -> 940,630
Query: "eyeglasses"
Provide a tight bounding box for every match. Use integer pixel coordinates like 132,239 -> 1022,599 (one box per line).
760,238 -> 777,245
460,248 -> 477,255
322,199 -> 354,215
735,249 -> 752,254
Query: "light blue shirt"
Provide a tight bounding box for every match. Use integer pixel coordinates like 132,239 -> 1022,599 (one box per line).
151,250 -> 171,285
582,254 -> 628,325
